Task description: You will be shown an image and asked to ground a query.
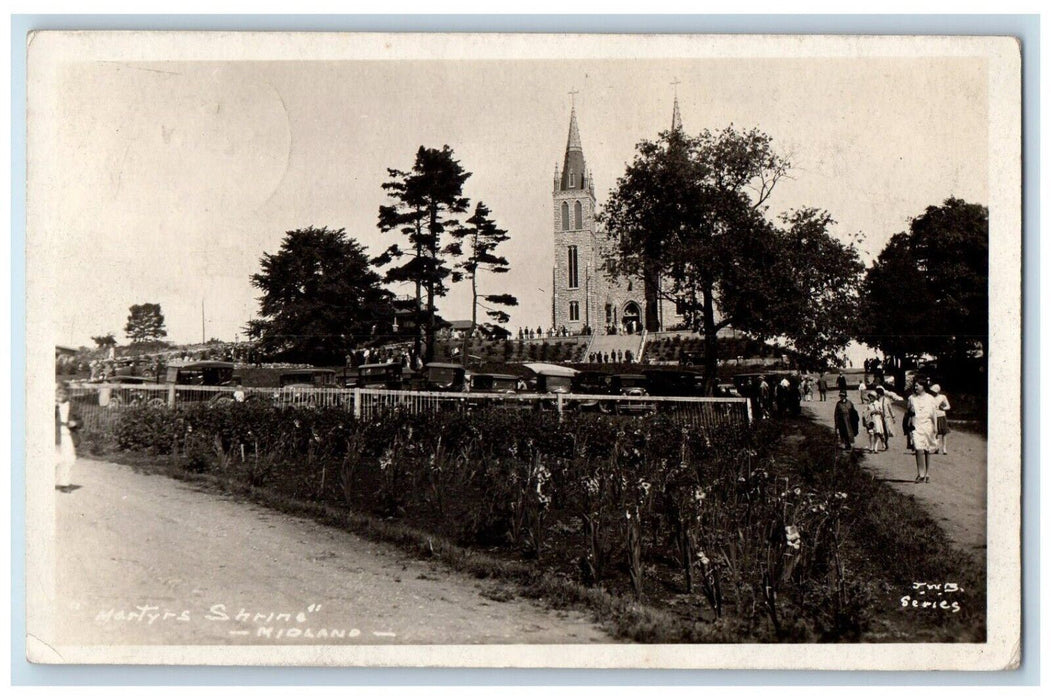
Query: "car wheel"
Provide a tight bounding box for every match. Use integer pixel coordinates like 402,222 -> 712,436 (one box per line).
211,395 -> 235,405
107,394 -> 123,409
146,397 -> 167,409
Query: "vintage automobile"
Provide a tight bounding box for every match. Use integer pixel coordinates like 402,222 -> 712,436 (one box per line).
521,362 -> 577,410
521,362 -> 577,394
412,362 -> 468,392
469,373 -> 520,394
164,361 -> 238,404
643,368 -> 707,397
347,362 -> 405,389
465,372 -> 523,411
80,375 -> 166,408
608,373 -> 656,414
269,368 -> 339,406
571,370 -> 613,411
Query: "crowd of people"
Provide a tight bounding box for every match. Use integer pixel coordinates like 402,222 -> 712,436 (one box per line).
586,349 -> 638,365
345,346 -> 422,369
516,325 -> 593,340
832,372 -> 952,484
747,375 -> 804,419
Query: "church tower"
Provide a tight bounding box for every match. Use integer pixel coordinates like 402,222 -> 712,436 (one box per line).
551,105 -> 597,333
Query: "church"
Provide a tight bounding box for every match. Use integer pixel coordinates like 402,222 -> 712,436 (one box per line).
550,99 -> 684,336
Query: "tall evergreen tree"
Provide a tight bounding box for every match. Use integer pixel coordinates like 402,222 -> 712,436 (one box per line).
449,201 -> 518,324
374,146 -> 472,363
124,303 -> 168,344
246,226 -> 393,365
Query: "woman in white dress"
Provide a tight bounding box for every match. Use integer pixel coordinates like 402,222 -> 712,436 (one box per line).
55,382 -> 80,492
906,378 -> 939,483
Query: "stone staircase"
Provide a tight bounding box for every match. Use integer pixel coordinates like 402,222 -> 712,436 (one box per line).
584,333 -> 645,363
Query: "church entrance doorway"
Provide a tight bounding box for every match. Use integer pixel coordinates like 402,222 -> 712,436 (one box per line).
622,301 -> 642,334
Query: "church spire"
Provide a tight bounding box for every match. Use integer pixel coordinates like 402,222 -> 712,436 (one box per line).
559,96 -> 587,192
566,104 -> 583,153
670,78 -> 683,132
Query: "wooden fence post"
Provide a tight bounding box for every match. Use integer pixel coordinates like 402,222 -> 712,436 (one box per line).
557,393 -> 564,420
353,388 -> 362,419
167,384 -> 176,409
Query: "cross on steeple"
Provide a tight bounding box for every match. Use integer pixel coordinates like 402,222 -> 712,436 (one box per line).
671,77 -> 681,93
568,88 -> 579,108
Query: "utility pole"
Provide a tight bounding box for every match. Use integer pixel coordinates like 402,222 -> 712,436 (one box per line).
201,299 -> 205,344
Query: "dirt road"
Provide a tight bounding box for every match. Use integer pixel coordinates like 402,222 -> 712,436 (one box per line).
803,397 -> 987,561
54,458 -> 613,645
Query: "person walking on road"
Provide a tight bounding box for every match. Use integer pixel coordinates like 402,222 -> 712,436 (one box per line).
930,383 -> 952,454
834,390 -> 860,451
836,372 -> 847,394
863,391 -> 885,453
907,378 -> 940,483
874,385 -> 902,451
55,382 -> 81,492
817,374 -> 828,401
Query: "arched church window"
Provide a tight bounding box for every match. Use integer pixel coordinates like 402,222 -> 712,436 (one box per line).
627,280 -> 633,292
574,201 -> 583,229
567,246 -> 579,288
569,171 -> 575,187
561,202 -> 569,231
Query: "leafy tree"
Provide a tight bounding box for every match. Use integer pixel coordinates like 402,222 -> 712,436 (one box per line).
374,146 -> 472,363
246,226 -> 394,365
92,332 -> 117,349
718,208 -> 865,367
448,201 -> 518,330
860,197 -> 988,365
124,303 -> 168,344
604,125 -> 851,385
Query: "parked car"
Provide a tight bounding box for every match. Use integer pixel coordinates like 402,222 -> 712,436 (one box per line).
164,361 -> 237,404
521,363 -> 577,394
643,368 -> 707,397
349,362 -> 405,389
571,370 -> 614,411
412,363 -> 468,392
609,373 -> 655,414
466,372 -> 523,410
521,362 -> 577,410
469,373 -> 519,394
271,368 -> 338,406
79,375 -> 165,408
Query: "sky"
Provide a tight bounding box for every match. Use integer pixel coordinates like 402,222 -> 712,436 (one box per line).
34,53 -> 988,348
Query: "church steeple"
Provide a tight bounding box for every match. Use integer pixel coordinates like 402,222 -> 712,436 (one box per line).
671,78 -> 683,132
558,103 -> 588,192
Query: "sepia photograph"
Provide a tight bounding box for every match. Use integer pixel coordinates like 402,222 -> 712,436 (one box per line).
24,31 -> 1021,669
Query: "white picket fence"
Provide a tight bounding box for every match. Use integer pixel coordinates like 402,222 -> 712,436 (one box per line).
68,382 -> 751,434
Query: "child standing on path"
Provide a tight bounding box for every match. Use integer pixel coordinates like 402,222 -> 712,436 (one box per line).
864,391 -> 886,453
930,384 -> 951,454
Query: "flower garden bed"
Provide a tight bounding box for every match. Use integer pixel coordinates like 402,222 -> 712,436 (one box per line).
88,403 -> 986,643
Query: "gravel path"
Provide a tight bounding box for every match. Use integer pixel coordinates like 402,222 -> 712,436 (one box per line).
55,458 -> 614,645
803,398 -> 987,561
